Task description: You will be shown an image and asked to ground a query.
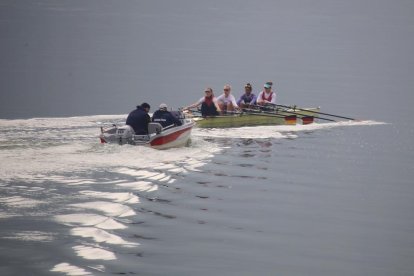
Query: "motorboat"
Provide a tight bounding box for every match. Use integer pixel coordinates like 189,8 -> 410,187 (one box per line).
100,111 -> 195,149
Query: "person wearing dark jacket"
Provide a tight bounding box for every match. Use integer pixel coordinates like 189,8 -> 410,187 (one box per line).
152,103 -> 182,128
126,103 -> 151,134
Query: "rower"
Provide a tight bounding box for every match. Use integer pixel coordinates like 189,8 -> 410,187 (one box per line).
256,81 -> 276,106
216,84 -> 240,114
183,87 -> 220,117
237,83 -> 257,108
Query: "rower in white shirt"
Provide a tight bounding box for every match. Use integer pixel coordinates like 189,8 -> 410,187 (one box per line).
216,84 -> 240,114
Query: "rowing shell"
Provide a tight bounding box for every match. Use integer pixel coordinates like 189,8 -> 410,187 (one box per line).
191,107 -> 320,128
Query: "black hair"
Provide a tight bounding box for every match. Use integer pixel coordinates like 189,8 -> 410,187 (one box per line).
141,102 -> 150,109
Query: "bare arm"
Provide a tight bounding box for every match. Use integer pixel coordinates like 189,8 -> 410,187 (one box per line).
256,91 -> 264,104
213,97 -> 222,113
231,95 -> 240,110
184,100 -> 201,110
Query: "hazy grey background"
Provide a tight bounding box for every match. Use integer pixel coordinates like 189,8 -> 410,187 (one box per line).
1,0 -> 413,119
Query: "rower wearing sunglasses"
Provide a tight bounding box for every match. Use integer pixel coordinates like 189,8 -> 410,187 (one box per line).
216,84 -> 240,114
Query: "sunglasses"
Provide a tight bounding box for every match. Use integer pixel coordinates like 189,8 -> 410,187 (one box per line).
224,89 -> 230,91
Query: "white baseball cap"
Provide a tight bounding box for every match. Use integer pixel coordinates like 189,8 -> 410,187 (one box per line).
159,103 -> 168,109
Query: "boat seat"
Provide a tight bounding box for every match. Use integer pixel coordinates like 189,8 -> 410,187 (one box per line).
148,122 -> 162,135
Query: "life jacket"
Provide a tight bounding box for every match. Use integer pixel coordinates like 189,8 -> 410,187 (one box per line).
261,91 -> 273,102
204,95 -> 214,106
201,96 -> 218,116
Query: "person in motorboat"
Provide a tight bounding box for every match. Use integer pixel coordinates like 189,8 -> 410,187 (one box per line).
152,103 -> 182,128
237,83 -> 257,108
183,87 -> 220,117
125,102 -> 151,134
256,81 -> 276,106
216,84 -> 240,114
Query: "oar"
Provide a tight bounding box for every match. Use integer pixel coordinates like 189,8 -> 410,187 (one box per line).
269,103 -> 356,121
252,104 -> 336,124
184,108 -> 202,116
185,108 -> 243,117
276,108 -> 336,122
254,103 -> 336,122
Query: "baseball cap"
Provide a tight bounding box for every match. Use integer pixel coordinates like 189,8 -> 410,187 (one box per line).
159,103 -> 168,109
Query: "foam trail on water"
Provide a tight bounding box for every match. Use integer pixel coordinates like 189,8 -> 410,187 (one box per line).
0,196 -> 45,208
0,114 -> 222,181
69,201 -> 136,217
2,231 -> 56,242
54,214 -> 127,230
192,120 -> 386,140
272,120 -> 387,132
72,245 -> 116,260
50,263 -> 93,275
70,227 -> 139,247
117,181 -> 158,192
79,191 -> 140,204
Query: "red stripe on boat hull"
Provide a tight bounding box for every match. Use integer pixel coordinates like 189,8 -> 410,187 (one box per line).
150,126 -> 192,147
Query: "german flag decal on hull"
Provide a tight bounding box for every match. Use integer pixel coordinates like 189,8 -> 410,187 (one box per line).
284,115 -> 297,125
301,116 -> 314,125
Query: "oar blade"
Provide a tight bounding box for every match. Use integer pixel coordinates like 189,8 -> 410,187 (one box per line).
301,116 -> 314,125
284,115 -> 297,125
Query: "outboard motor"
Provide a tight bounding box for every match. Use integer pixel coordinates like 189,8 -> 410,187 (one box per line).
116,125 -> 135,144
